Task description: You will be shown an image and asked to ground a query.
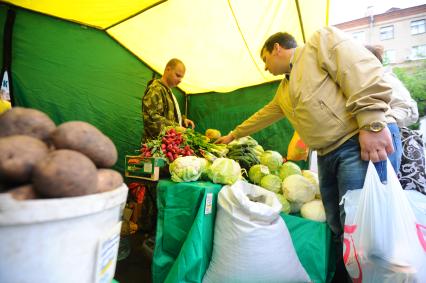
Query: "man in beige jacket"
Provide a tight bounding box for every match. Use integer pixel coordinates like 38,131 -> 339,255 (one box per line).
217,27 -> 402,282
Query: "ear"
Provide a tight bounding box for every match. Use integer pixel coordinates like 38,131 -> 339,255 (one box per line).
273,43 -> 281,55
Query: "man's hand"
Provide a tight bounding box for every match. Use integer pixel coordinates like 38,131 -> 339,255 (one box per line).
215,133 -> 235,144
183,118 -> 195,129
359,128 -> 394,162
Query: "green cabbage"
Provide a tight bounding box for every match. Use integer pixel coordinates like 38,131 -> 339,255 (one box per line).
302,170 -> 320,199
252,145 -> 264,158
300,200 -> 326,222
207,158 -> 241,185
282,174 -> 316,203
289,201 -> 304,213
248,164 -> 270,184
169,156 -> 203,182
275,193 -> 291,214
279,161 -> 302,180
228,136 -> 258,147
199,158 -> 211,181
260,150 -> 283,172
260,174 -> 282,193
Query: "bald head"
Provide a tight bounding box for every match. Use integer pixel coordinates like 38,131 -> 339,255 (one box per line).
162,58 -> 186,88
165,58 -> 185,71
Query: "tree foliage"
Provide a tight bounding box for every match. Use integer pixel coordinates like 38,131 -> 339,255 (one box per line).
393,62 -> 426,118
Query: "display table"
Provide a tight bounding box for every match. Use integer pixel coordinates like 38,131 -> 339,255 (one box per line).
152,180 -> 335,283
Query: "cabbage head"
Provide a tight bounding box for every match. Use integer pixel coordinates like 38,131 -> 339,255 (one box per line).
275,193 -> 291,214
300,200 -> 326,222
282,175 -> 316,203
249,164 -> 270,184
260,150 -> 283,172
169,156 -> 203,182
302,170 -> 320,199
260,174 -> 282,193
207,158 -> 241,185
290,201 -> 304,214
252,145 -> 265,158
199,158 -> 211,181
279,161 -> 302,180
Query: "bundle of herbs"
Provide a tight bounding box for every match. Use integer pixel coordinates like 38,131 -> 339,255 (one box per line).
140,126 -> 228,163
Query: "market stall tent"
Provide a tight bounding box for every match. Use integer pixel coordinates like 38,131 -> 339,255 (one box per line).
0,0 -> 329,172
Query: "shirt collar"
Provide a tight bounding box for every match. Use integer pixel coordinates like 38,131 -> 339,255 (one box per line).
285,49 -> 295,80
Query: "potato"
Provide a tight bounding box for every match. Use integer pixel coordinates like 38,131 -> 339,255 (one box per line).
50,121 -> 118,168
96,169 -> 123,193
32,149 -> 98,198
7,184 -> 39,200
0,135 -> 49,183
0,107 -> 56,141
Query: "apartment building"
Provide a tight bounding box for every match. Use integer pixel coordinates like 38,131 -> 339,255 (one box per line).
334,4 -> 426,65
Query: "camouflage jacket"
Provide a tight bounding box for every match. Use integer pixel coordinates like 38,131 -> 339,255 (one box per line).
142,79 -> 180,141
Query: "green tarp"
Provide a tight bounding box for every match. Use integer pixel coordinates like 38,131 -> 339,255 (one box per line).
0,5 -> 305,174
153,180 -> 335,283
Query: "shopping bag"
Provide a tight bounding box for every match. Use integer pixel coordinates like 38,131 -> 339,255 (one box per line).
287,131 -> 309,161
342,160 -> 426,282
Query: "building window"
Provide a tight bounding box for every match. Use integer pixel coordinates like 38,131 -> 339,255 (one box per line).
380,26 -> 394,40
411,45 -> 426,59
383,50 -> 396,64
411,19 -> 425,35
352,31 -> 365,43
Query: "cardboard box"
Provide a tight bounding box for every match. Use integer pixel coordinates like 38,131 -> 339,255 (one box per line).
125,155 -> 166,181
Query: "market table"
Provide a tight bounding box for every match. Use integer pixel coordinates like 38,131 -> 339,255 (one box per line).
152,180 -> 335,283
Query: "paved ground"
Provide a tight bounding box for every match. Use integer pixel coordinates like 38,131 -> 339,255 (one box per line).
115,233 -> 152,283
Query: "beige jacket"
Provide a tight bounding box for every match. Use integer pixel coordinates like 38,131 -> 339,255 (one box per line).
233,27 -> 394,156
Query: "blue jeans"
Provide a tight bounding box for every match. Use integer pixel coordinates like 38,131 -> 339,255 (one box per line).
317,123 -> 402,237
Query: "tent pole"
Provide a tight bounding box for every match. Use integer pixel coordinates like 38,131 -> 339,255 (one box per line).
184,92 -> 188,118
295,0 -> 306,43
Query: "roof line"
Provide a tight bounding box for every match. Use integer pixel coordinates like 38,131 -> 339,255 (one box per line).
227,0 -> 267,79
295,0 -> 306,43
104,0 -> 167,31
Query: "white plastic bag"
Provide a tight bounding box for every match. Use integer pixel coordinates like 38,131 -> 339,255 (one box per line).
342,160 -> 426,282
203,180 -> 310,283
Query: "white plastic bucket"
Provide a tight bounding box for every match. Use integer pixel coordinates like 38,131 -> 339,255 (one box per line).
0,184 -> 128,283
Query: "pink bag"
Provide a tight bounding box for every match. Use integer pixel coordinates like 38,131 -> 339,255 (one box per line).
342,160 -> 426,282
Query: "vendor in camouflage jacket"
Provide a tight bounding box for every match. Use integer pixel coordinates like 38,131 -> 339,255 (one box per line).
142,58 -> 194,141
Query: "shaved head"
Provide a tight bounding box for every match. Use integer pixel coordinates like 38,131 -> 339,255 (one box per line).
165,58 -> 185,70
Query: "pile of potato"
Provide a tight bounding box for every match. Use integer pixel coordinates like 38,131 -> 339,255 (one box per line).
0,107 -> 123,200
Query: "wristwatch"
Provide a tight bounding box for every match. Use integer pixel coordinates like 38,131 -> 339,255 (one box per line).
360,121 -> 387,132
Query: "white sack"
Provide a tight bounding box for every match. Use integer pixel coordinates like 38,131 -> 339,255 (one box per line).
203,180 -> 310,283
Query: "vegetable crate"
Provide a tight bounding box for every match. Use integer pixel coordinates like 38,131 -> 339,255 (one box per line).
125,155 -> 167,181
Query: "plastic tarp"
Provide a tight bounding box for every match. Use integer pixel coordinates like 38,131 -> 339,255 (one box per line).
2,0 -> 329,94
153,180 -> 335,283
153,180 -> 222,283
0,5 -> 308,171
0,0 -> 326,170
0,6 -> 178,173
